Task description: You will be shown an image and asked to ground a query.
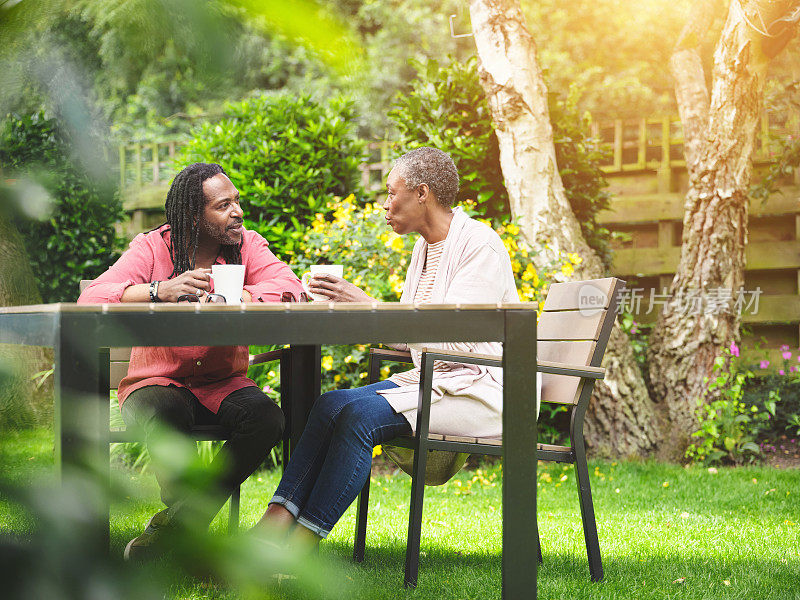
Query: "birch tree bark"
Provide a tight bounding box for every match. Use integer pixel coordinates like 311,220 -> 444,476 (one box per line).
468,0 -> 660,457
648,0 -> 800,453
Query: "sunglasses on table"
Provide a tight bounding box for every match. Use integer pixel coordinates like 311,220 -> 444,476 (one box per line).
177,293 -> 228,304
281,291 -> 311,303
176,291 -> 310,304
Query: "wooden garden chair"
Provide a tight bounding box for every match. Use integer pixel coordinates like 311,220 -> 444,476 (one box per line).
79,280 -> 290,534
352,277 -> 625,587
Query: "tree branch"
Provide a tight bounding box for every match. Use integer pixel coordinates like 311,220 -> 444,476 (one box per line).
670,0 -> 721,175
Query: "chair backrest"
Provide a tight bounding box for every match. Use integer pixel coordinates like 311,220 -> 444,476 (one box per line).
80,279 -> 132,390
538,277 -> 625,405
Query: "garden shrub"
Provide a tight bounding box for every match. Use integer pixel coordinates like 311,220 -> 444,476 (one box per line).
179,92 -> 367,260
388,57 -> 612,266
550,87 -> 613,268
0,111 -> 123,302
389,57 -> 507,217
686,343 -> 779,465
743,345 -> 800,439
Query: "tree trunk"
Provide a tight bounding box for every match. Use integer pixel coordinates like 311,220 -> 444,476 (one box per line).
648,0 -> 798,455
0,213 -> 53,428
468,0 -> 660,457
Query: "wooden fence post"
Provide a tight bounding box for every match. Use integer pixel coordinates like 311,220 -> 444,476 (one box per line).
134,144 -> 142,189
657,117 -> 673,193
637,118 -> 647,170
118,144 -> 126,191
151,143 -> 160,185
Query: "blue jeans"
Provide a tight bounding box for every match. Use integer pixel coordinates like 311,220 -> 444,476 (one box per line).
270,381 -> 409,537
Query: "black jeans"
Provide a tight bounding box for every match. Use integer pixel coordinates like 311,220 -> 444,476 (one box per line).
121,384 -> 284,527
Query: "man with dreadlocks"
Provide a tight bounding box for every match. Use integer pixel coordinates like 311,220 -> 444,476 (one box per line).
79,162 -> 304,560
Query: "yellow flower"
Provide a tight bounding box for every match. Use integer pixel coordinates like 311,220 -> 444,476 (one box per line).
321,355 -> 334,371
334,374 -> 341,382
561,263 -> 574,277
372,445 -> 382,458
502,237 -> 517,253
567,252 -> 582,265
390,236 -> 404,252
521,265 -> 534,282
506,223 -> 520,235
388,273 -> 403,297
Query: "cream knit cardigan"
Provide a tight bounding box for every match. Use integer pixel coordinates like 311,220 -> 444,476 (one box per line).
378,207 -> 522,438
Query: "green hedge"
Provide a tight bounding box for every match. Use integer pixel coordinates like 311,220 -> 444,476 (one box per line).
179,92 -> 366,260
0,111 -> 123,302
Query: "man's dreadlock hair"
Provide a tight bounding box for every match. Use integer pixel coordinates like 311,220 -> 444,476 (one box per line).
163,162 -> 242,278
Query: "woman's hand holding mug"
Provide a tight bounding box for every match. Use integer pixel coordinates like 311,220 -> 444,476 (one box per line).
302,265 -> 374,303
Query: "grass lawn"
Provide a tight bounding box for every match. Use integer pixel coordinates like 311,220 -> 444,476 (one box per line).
2,428 -> 799,599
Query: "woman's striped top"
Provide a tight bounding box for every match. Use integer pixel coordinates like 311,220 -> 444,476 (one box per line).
389,240 -> 448,387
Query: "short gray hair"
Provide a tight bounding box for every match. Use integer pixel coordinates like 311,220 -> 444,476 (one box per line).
393,147 -> 459,208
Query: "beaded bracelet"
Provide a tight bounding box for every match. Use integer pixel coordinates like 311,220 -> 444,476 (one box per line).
149,280 -> 161,303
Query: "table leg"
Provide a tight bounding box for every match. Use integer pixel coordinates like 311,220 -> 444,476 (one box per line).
54,315 -> 109,552
285,345 -> 321,460
502,310 -> 538,598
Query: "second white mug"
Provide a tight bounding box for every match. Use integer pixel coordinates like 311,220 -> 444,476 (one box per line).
302,264 -> 344,301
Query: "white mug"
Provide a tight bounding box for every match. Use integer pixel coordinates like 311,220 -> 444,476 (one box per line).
302,264 -> 344,302
210,264 -> 245,304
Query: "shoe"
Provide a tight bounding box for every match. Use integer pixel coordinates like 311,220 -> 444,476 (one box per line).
124,507 -> 175,561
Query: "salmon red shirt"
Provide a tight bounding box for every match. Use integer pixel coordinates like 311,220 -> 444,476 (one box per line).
78,225 -> 304,413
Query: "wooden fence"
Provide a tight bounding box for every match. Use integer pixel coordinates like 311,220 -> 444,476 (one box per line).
117,112 -> 799,200
591,113 -> 800,188
598,187 -> 800,361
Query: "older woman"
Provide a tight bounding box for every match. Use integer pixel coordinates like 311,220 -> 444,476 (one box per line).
256,147 -> 518,547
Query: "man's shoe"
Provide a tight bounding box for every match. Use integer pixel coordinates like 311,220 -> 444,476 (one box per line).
124,507 -> 175,561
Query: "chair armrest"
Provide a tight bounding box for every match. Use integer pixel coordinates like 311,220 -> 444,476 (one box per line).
420,347 -> 502,368
417,349 -> 605,378
369,347 -> 414,364
367,347 -> 413,384
249,348 -> 286,366
537,360 -> 605,379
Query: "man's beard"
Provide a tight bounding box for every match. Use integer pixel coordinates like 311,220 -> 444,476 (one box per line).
200,219 -> 241,246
